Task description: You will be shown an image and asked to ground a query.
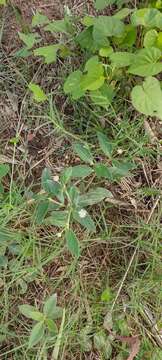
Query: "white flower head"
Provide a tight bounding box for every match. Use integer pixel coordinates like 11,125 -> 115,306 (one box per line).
53,175 -> 59,182
78,209 -> 87,219
57,232 -> 62,238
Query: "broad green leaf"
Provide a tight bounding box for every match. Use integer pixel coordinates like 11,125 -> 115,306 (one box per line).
81,16 -> 95,27
75,27 -> 94,50
28,83 -> 47,103
131,76 -> 162,119
43,294 -> 57,317
144,29 -> 158,47
73,143 -> 94,165
99,47 -> 113,57
94,0 -> 116,10
35,201 -> 49,225
128,47 -> 162,76
29,322 -> 44,348
71,165 -> 93,178
0,164 -> 9,178
93,16 -> 125,41
45,211 -> 68,227
97,132 -> 113,158
64,70 -> 85,100
131,8 -> 162,29
73,210 -> 96,232
45,20 -> 68,33
32,11 -> 49,27
156,31 -> 162,49
90,83 -> 114,108
81,63 -> 105,91
65,229 -> 80,257
0,0 -> 6,5
18,32 -> 39,49
109,51 -> 135,68
79,187 -> 113,207
84,56 -> 99,71
111,161 -> 134,177
113,8 -> 133,20
34,45 -> 60,64
120,24 -> 137,49
95,164 -> 113,180
19,305 -> 44,321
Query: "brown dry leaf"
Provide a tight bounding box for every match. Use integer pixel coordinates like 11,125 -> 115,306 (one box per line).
116,335 -> 140,360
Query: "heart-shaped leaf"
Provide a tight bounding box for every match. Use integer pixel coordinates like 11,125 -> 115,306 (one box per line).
131,76 -> 162,119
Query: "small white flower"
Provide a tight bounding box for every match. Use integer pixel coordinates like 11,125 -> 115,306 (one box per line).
78,209 -> 87,219
53,175 -> 59,182
57,232 -> 62,238
117,148 -> 123,155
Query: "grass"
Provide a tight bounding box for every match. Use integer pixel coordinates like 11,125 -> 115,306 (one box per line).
1,2 -> 162,360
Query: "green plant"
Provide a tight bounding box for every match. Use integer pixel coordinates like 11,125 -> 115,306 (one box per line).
19,294 -> 63,348
33,132 -> 134,257
15,2 -> 162,119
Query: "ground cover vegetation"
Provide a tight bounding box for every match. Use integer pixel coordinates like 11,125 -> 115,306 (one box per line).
0,0 -> 162,359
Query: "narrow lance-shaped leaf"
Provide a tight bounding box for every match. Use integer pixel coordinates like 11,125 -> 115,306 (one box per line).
28,322 -> 44,348
97,132 -> 113,158
79,187 -> 113,207
65,229 -> 80,258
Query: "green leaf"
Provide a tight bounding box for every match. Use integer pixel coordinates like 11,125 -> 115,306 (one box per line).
32,11 -> 49,27
45,211 -> 68,227
144,29 -> 158,47
99,47 -> 113,57
18,32 -> 39,49
46,319 -> 58,334
19,305 -> 44,321
65,229 -> 80,258
131,76 -> 162,119
128,47 -> 162,76
35,201 -> 49,225
113,8 -> 133,20
0,0 -> 6,5
15,47 -> 32,58
43,294 -> 57,317
97,132 -> 113,158
60,167 -> 72,184
131,8 -> 162,29
79,187 -> 113,207
64,70 -> 85,100
0,164 -> 9,178
90,83 -> 114,108
101,288 -> 113,302
41,168 -> 64,202
81,63 -> 105,91
73,143 -> 94,165
109,51 -> 135,68
45,20 -> 68,33
28,83 -> 47,103
93,16 -> 125,41
156,32 -> 162,49
81,16 -> 95,27
71,165 -> 93,178
29,322 -> 44,348
95,164 -> 113,180
73,210 -> 96,232
34,45 -> 60,64
94,0 -> 116,10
